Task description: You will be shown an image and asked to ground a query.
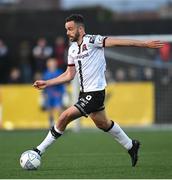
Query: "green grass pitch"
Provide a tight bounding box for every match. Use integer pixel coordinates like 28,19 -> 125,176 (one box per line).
0,128 -> 172,179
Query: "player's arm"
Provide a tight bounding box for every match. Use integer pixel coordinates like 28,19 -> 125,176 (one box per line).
104,37 -> 164,48
33,66 -> 76,90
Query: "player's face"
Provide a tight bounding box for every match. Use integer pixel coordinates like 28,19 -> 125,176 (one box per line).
65,21 -> 80,42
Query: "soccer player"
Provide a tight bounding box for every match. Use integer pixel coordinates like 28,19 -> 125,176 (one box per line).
42,58 -> 65,128
33,14 -> 164,167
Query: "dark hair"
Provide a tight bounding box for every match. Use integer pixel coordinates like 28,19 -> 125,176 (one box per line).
65,14 -> 84,26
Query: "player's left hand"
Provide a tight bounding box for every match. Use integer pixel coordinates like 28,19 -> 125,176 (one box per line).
144,40 -> 164,48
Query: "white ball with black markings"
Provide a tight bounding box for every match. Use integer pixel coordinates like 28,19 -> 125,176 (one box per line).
20,150 -> 41,170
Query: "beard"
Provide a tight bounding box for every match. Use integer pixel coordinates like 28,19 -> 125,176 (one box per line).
69,31 -> 80,42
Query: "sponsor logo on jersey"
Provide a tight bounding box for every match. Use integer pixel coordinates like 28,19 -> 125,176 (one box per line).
75,52 -> 89,60
82,44 -> 88,52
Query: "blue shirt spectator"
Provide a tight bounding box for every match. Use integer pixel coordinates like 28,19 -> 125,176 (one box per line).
42,58 -> 65,127
43,68 -> 65,109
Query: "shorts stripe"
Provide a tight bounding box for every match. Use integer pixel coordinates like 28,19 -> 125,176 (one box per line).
74,104 -> 88,117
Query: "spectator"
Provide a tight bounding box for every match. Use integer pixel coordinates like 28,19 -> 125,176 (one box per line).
128,66 -> 140,81
32,38 -> 53,73
0,39 -> 8,83
115,68 -> 126,82
8,67 -> 22,84
155,42 -> 171,66
54,36 -> 67,71
18,41 -> 32,83
42,58 -> 65,128
33,71 -> 42,82
159,42 -> 171,62
142,67 -> 154,81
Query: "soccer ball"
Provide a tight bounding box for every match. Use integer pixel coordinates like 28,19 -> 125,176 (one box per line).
20,150 -> 41,170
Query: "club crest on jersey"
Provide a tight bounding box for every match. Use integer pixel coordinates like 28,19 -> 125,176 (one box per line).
89,35 -> 96,44
82,44 -> 88,52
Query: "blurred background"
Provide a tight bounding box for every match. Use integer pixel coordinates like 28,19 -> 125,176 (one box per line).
0,0 -> 172,130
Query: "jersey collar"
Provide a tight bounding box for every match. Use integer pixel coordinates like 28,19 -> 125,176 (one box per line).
77,34 -> 86,46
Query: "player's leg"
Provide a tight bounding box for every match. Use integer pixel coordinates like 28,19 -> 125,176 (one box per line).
90,110 -> 133,149
89,110 -> 140,167
34,106 -> 82,155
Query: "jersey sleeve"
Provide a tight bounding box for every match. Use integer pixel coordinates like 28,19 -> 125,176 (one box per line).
67,46 -> 75,66
89,35 -> 107,48
67,54 -> 75,66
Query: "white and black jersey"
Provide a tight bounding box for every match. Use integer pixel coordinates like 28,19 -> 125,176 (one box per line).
68,34 -> 107,92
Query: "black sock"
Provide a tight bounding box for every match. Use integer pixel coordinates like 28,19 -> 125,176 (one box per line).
50,126 -> 62,139
103,120 -> 114,132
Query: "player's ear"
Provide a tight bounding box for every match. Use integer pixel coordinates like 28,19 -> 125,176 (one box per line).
78,25 -> 84,33
78,26 -> 82,33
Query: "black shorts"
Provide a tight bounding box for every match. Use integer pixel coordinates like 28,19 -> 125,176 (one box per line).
74,90 -> 105,117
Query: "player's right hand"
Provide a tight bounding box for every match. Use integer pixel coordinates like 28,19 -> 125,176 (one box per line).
33,80 -> 47,90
